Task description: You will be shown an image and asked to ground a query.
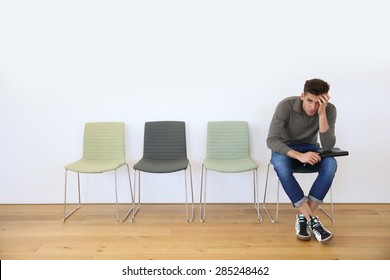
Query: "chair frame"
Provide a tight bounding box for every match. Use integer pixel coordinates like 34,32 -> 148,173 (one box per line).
132,165 -> 195,222
262,162 -> 334,223
62,163 -> 134,223
63,163 -> 135,223
199,164 -> 262,222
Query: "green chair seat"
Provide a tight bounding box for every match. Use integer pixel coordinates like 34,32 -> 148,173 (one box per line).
204,158 -> 258,173
65,159 -> 126,173
133,158 -> 189,173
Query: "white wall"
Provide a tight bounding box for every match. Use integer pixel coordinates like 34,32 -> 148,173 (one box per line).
1,0 -> 389,204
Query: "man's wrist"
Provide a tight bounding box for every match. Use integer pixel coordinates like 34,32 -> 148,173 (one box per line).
287,149 -> 302,161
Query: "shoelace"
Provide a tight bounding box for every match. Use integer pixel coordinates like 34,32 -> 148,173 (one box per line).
299,220 -> 307,228
298,217 -> 309,234
311,220 -> 328,235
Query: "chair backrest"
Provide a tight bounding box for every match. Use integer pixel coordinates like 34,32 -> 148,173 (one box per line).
82,122 -> 125,160
206,121 -> 251,160
143,121 -> 187,160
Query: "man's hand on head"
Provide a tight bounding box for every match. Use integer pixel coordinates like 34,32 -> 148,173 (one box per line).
317,94 -> 330,116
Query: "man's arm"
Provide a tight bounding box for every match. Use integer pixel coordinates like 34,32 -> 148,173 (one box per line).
287,149 -> 321,166
318,94 -> 330,133
266,101 -> 292,155
318,94 -> 336,151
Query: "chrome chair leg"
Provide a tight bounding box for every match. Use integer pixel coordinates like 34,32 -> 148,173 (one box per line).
115,164 -> 135,223
64,165 -> 134,223
131,170 -> 141,222
252,169 -> 262,222
132,166 -> 194,223
200,166 -> 261,222
199,164 -> 207,222
185,165 -> 195,222
63,170 -> 81,222
319,186 -> 335,222
262,163 -> 279,223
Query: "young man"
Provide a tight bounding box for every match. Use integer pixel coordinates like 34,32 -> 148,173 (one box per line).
266,78 -> 337,244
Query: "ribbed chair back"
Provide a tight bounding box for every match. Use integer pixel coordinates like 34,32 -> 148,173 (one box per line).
82,122 -> 125,160
206,121 -> 250,160
143,121 -> 187,160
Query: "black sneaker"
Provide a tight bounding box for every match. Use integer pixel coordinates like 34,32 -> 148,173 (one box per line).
295,214 -> 311,241
308,216 -> 333,244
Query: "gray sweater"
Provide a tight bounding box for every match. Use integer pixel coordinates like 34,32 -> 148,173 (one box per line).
267,96 -> 337,155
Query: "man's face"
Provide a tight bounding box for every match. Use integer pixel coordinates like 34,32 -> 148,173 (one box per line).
300,92 -> 321,116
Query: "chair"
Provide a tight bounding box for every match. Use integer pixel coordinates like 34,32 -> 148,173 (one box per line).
263,162 -> 335,223
132,121 -> 194,222
63,122 -> 134,223
199,121 -> 262,222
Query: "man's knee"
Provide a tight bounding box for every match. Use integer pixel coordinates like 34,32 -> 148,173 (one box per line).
321,157 -> 337,174
271,154 -> 293,177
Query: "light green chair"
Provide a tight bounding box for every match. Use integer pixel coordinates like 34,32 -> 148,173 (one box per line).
199,121 -> 262,222
63,122 -> 134,222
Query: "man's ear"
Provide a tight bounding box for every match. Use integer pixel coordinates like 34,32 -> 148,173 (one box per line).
300,92 -> 305,100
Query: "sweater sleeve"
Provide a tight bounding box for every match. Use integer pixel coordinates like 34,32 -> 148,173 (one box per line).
266,101 -> 292,155
319,104 -> 337,151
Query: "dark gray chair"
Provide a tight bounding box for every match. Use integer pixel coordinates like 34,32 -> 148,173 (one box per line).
132,121 -> 194,222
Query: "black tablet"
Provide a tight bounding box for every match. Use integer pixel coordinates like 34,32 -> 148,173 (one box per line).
319,147 -> 349,158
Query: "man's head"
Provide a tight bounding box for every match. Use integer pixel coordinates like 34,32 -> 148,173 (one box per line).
301,78 -> 330,116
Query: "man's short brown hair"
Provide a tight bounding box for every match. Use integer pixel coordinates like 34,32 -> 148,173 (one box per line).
304,78 -> 330,95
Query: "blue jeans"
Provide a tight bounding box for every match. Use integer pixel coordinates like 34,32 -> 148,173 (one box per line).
271,143 -> 337,207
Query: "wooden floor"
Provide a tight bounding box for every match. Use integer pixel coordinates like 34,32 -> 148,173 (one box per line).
0,203 -> 389,260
